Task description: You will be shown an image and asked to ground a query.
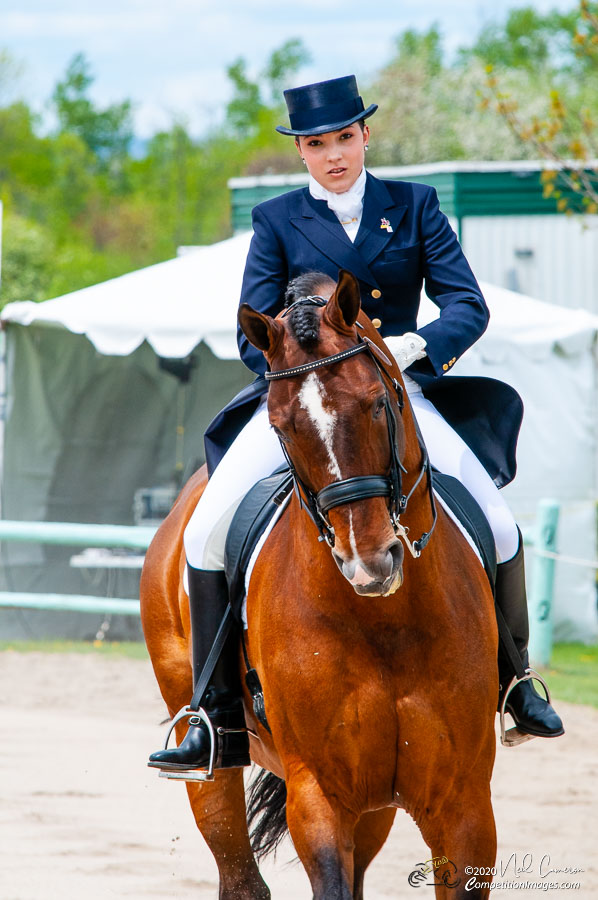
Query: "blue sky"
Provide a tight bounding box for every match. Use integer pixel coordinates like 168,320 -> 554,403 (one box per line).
0,0 -> 576,137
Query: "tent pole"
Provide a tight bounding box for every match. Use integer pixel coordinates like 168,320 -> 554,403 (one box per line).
0,327 -> 6,520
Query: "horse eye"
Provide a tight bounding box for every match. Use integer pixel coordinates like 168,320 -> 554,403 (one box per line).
272,424 -> 289,442
373,397 -> 386,419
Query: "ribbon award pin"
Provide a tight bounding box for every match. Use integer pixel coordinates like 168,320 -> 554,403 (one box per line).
380,217 -> 393,233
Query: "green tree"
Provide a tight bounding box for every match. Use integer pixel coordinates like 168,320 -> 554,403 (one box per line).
263,38 -> 311,102
366,26 -> 531,165
0,212 -> 55,306
52,53 -> 133,163
223,38 -> 310,175
367,16 -> 585,166
481,1 -> 598,213
225,38 -> 310,138
225,59 -> 263,136
366,26 -> 458,165
0,49 -> 25,105
462,6 -> 579,73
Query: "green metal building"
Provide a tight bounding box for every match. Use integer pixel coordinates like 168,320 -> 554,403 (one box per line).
229,161 -> 598,311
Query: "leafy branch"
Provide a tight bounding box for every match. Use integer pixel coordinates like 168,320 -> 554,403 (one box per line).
481,1 -> 598,214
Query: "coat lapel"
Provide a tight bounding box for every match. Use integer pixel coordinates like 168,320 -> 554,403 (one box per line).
354,174 -> 408,264
290,191 -> 378,287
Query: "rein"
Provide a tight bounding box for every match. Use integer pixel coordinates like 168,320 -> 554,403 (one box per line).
264,319 -> 437,559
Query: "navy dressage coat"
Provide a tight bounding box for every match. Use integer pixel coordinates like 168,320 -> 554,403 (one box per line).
204,173 -> 523,486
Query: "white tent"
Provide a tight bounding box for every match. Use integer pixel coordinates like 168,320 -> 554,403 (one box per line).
1,233 -> 597,641
1,232 -> 255,360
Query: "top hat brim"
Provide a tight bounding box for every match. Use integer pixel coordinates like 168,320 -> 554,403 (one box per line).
275,103 -> 378,136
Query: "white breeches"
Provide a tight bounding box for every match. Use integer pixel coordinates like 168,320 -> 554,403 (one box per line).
184,381 -> 519,571
184,396 -> 285,570
404,377 -> 519,563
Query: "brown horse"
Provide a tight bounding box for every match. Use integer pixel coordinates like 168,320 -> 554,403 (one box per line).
141,270 -> 498,899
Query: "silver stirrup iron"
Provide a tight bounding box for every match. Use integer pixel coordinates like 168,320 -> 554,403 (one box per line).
499,668 -> 552,748
157,705 -> 216,782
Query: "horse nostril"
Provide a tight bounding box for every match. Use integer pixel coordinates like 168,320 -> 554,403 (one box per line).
377,551 -> 394,579
374,543 -> 403,580
388,541 -> 404,572
332,550 -> 353,579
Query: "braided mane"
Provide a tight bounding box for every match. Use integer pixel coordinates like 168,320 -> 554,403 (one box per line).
288,304 -> 321,349
284,270 -> 335,350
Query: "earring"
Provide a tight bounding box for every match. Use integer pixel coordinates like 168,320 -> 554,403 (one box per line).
365,144 -> 369,151
301,158 -> 306,165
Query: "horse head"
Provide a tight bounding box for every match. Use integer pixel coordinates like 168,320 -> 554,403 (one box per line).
239,270 -> 432,598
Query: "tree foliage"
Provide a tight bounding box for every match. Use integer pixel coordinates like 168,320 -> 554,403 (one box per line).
480,1 -> 598,213
462,6 -> 579,73
52,53 -> 133,163
2,9 -> 594,309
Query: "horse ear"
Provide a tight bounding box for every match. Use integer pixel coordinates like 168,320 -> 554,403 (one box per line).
325,269 -> 361,331
238,303 -> 282,353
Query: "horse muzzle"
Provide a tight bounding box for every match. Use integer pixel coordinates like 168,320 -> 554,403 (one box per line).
332,541 -> 404,597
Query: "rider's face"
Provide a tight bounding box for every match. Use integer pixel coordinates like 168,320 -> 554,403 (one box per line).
296,123 -> 369,194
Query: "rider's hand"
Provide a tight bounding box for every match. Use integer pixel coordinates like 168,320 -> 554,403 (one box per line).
384,333 -> 427,373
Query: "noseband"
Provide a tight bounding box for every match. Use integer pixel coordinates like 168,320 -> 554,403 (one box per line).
265,306 -> 437,558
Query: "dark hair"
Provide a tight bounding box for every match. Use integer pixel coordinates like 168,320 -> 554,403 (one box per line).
295,119 -> 365,146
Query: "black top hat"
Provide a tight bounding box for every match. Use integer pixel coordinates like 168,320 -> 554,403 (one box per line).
276,75 -> 377,136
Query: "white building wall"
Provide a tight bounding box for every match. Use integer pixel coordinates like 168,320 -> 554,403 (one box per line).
462,214 -> 598,314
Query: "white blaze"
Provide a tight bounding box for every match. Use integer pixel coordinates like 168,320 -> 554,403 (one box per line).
298,372 -> 372,585
348,510 -> 372,585
298,372 -> 342,479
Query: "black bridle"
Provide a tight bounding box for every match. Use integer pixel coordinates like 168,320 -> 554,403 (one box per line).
265,304 -> 437,558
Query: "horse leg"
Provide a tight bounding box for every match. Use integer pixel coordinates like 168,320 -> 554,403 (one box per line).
420,782 -> 496,900
150,658 -> 269,899
352,808 -> 396,900
285,771 -> 356,900
184,769 -> 270,900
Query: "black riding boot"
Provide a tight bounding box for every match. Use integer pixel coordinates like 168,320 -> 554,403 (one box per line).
148,567 -> 250,771
496,534 -> 564,738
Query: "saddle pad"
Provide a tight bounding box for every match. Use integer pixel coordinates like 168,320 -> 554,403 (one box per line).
431,471 -> 497,589
224,467 -> 294,623
224,468 -> 497,626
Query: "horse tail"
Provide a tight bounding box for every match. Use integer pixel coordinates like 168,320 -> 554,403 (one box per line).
246,768 -> 289,859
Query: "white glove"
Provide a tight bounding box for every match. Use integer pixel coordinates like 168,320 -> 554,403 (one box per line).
384,332 -> 427,373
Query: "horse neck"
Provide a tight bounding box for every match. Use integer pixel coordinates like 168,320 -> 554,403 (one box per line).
393,387 -> 437,543
401,392 -> 427,476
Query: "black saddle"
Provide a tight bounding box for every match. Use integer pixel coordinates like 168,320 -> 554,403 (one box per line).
224,467 -> 496,622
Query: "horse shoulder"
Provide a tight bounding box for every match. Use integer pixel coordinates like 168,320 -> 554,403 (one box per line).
140,465 -> 209,690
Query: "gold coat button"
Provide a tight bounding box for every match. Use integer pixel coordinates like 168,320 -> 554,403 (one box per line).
443,363 -> 449,371
371,289 -> 382,299
372,317 -> 382,329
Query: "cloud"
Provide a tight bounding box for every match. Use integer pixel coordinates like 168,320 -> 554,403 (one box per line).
0,11 -> 166,38
1,0 -> 577,139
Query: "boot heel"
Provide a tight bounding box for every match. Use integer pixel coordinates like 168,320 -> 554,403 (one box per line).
499,668 -> 563,745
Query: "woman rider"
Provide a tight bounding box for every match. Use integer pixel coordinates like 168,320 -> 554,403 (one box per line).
149,75 -> 564,774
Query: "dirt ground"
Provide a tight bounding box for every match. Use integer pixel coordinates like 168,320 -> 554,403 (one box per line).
1,650 -> 596,899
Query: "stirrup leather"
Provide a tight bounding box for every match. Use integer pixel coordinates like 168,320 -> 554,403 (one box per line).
158,705 -> 216,782
499,667 -> 552,748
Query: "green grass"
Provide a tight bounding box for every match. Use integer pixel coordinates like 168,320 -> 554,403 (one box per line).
540,642 -> 598,709
0,640 -> 596,707
0,639 -> 149,659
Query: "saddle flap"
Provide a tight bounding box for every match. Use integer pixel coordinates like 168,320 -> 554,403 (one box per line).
431,471 -> 497,589
224,466 -> 294,621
